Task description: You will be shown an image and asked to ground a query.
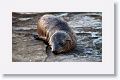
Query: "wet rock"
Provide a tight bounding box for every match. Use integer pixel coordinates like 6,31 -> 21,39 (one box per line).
12,34 -> 47,62
18,18 -> 32,21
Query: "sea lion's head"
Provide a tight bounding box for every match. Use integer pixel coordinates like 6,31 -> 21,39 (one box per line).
49,31 -> 72,54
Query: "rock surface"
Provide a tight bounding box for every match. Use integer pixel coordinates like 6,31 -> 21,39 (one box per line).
12,12 -> 102,62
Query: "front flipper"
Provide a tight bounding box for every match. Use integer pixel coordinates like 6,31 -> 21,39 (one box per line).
33,34 -> 42,40
33,34 -> 49,45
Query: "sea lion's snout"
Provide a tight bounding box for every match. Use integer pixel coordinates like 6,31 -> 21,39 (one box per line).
51,46 -> 56,53
51,44 -> 60,54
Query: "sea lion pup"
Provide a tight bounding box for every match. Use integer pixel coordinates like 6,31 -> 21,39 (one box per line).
36,14 -> 77,54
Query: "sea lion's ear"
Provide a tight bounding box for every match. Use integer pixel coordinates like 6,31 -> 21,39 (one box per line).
65,40 -> 71,50
67,35 -> 71,41
66,40 -> 71,44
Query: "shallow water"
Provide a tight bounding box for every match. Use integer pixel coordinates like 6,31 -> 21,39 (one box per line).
12,12 -> 102,62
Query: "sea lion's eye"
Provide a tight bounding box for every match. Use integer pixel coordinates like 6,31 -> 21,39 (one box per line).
59,42 -> 64,46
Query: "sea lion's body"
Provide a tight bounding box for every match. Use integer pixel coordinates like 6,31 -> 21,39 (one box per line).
37,14 -> 76,54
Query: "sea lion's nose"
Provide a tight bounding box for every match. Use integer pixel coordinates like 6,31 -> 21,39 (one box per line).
51,45 -> 58,54
52,50 -> 57,54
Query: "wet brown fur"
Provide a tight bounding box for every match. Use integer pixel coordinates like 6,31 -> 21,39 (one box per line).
37,14 -> 77,53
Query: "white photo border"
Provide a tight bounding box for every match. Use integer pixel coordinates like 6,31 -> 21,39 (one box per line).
0,0 -> 114,74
